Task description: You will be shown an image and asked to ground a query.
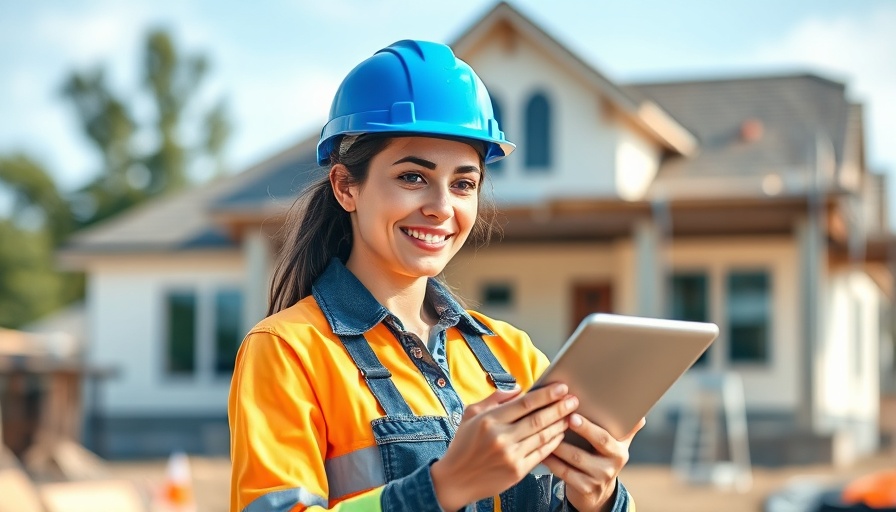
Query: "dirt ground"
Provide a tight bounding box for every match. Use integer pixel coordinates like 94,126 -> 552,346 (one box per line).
107,450 -> 896,512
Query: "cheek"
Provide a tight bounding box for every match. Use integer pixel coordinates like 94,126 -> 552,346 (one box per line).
457,198 -> 479,232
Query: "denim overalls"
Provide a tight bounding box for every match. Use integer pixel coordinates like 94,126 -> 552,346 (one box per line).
313,259 -> 629,511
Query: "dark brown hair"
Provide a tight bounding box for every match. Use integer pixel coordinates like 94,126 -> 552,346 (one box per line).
267,135 -> 500,315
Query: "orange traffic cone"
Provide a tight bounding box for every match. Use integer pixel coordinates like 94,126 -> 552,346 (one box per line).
841,469 -> 896,508
152,451 -> 197,512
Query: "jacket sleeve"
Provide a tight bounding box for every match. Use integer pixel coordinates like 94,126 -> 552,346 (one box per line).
229,329 -> 392,512
553,479 -> 635,511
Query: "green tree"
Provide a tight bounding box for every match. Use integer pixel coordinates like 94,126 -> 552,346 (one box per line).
61,68 -> 140,225
0,28 -> 229,327
0,155 -> 81,327
62,28 -> 230,226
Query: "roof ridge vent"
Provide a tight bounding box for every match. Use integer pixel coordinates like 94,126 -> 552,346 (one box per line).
740,118 -> 764,143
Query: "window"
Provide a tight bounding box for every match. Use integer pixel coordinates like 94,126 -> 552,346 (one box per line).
525,92 -> 552,170
166,291 -> 197,375
490,95 -> 505,173
669,273 -> 710,365
727,271 -> 771,363
482,283 -> 514,308
215,289 -> 244,375
164,287 -> 244,378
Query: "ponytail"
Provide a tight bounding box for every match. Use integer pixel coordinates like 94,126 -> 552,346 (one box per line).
267,136 -> 391,315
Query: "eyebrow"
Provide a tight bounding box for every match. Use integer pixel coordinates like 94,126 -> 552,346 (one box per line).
392,156 -> 482,174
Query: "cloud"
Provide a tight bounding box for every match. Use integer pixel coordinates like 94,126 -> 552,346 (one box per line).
34,3 -> 150,72
226,66 -> 342,168
746,4 -> 896,175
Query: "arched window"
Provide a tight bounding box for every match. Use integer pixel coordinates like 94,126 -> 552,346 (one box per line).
489,94 -> 505,172
525,92 -> 551,170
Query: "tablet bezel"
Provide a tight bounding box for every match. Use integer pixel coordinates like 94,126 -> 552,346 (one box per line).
531,313 -> 718,447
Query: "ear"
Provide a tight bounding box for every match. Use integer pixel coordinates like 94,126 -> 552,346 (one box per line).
330,165 -> 358,212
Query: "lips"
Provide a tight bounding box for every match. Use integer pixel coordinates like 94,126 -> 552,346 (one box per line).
400,228 -> 453,244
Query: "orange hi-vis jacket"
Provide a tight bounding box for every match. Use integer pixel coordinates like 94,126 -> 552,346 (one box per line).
229,258 -> 635,511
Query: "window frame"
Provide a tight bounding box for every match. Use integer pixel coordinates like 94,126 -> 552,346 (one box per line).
725,269 -> 773,366
160,283 -> 246,382
524,90 -> 552,171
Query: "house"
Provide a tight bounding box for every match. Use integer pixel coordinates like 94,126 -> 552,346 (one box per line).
59,2 -> 893,465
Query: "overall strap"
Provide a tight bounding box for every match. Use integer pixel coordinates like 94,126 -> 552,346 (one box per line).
459,331 -> 518,391
338,334 -> 414,417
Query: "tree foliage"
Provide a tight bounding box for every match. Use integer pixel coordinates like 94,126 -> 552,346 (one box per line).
0,28 -> 228,328
61,28 -> 230,226
0,155 -> 81,328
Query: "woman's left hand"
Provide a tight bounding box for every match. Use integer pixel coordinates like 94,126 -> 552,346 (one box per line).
541,414 -> 645,511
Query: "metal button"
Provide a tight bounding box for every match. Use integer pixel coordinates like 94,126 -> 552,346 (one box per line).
411,347 -> 423,359
436,377 -> 447,388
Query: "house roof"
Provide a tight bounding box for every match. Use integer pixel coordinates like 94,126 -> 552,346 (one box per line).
452,2 -> 697,156
627,73 -> 856,200
58,5 -> 875,263
59,135 -> 319,262
210,135 -> 319,216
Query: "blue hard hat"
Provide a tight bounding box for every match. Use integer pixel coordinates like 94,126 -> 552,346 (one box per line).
317,40 -> 515,165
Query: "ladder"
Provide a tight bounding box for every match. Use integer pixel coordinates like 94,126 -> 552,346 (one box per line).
671,372 -> 753,492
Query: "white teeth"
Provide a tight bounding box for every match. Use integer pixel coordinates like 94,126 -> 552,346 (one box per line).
404,229 -> 447,243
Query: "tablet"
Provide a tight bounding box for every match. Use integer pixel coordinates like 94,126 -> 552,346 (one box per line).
531,313 -> 718,448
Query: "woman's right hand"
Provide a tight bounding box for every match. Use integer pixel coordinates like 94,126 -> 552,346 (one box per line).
430,383 -> 578,511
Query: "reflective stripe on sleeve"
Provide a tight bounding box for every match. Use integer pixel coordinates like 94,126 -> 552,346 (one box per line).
243,487 -> 327,512
325,445 -> 387,500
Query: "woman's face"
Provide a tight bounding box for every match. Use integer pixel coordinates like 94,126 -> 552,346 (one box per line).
341,136 -> 482,281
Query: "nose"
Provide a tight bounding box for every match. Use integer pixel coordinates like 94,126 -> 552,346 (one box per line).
421,184 -> 453,221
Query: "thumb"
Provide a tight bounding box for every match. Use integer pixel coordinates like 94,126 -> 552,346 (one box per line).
466,385 -> 521,416
488,384 -> 522,405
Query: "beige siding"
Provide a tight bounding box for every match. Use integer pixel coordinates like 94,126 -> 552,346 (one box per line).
661,238 -> 801,415
447,243 -> 626,357
447,237 -> 802,419
465,31 -> 660,204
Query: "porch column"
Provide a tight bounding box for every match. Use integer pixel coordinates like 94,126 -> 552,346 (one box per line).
796,213 -> 826,432
634,218 -> 665,318
244,229 -> 272,330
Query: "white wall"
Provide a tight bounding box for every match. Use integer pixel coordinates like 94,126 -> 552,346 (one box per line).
818,268 -> 881,454
85,252 -> 244,417
466,31 -> 661,205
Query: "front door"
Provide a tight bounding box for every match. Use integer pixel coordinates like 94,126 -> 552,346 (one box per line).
571,283 -> 613,333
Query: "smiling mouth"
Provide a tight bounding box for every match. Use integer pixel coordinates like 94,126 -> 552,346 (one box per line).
401,228 -> 452,244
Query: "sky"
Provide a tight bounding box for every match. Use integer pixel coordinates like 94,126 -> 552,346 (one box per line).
1,0 -> 895,197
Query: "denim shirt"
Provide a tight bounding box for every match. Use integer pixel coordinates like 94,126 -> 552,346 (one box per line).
312,258 -> 632,511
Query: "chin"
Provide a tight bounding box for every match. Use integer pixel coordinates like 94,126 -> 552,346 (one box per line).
400,259 -> 449,279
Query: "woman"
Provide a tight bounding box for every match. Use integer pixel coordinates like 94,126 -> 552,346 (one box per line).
229,40 -> 641,512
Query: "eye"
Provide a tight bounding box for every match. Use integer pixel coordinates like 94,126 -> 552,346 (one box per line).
453,179 -> 479,192
398,172 -> 425,184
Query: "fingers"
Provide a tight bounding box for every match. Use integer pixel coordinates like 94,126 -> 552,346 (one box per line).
517,415 -> 569,460
541,453 -> 618,508
464,385 -> 522,418
567,414 -> 626,458
493,383 -> 571,424
622,417 -> 647,442
548,414 -> 630,484
546,419 -> 625,501
522,428 -> 566,469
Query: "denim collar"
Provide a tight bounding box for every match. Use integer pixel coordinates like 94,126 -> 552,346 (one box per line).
311,258 -> 493,337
